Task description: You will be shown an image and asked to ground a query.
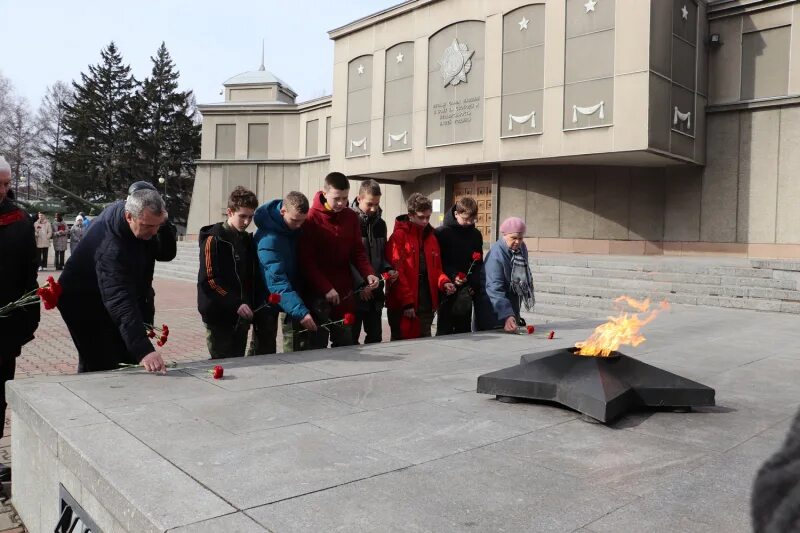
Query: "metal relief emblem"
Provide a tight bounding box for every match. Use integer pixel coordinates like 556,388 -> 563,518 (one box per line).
438,38 -> 474,87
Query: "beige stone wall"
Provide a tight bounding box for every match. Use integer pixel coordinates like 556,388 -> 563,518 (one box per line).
497,104 -> 800,255
330,0 -> 654,177
709,3 -> 798,104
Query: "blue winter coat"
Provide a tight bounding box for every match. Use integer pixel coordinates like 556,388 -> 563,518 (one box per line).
484,238 -> 529,325
254,200 -> 309,321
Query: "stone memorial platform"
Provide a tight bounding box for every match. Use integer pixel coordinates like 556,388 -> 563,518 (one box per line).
9,305 -> 800,532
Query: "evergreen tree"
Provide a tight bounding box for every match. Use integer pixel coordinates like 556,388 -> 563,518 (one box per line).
59,42 -> 137,202
132,42 -> 200,225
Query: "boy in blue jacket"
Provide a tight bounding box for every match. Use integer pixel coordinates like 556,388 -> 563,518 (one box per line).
254,191 -> 318,352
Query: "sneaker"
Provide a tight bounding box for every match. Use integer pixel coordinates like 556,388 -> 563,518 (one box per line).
38,267 -> 43,272
0,464 -> 11,482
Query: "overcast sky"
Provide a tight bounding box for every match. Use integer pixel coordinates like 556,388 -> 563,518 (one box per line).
0,0 -> 397,109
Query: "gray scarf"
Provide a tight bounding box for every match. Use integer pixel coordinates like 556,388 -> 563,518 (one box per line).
510,248 -> 535,311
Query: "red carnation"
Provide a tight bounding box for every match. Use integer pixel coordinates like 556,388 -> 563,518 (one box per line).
548,330 -> 555,340
455,272 -> 467,282
268,293 -> 282,305
147,329 -> 156,339
343,313 -> 355,326
527,325 -> 534,334
472,251 -> 482,262
162,324 -> 169,335
156,340 -> 164,347
381,272 -> 391,280
212,365 -> 224,379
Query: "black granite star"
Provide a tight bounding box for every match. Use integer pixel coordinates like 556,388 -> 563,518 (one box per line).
477,348 -> 715,423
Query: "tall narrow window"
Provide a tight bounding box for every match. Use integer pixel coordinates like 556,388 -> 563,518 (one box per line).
247,124 -> 268,159
346,56 -> 373,157
305,119 -> 319,157
215,124 -> 236,159
502,5 -> 545,137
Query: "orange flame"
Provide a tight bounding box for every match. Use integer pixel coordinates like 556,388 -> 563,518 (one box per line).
574,296 -> 670,357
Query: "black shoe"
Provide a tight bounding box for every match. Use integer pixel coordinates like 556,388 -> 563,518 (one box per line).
0,464 -> 11,482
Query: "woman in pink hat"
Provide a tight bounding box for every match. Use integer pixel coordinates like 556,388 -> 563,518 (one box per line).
484,217 -> 535,333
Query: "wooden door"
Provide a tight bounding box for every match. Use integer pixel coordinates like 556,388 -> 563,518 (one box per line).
452,175 -> 493,241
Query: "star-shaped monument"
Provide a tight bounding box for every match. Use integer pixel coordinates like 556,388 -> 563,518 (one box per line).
584,0 -> 597,13
518,16 -> 529,31
396,52 -> 404,63
477,348 -> 715,423
357,64 -> 365,75
681,4 -> 689,19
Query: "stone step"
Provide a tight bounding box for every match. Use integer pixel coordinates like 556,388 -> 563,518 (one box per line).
751,259 -> 800,272
536,289 -> 799,314
534,276 -> 800,300
532,262 -> 776,280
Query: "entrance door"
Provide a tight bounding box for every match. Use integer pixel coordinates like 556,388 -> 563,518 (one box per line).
452,174 -> 493,241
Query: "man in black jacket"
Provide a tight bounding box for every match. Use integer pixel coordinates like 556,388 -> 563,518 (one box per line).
434,197 -> 484,335
0,157 -> 39,480
58,183 -> 175,373
350,179 -> 395,344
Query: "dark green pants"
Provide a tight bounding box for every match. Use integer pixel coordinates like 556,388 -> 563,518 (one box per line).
281,313 -> 314,353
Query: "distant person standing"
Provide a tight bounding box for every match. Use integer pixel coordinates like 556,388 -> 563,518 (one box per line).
52,213 -> 69,270
69,215 -> 84,253
0,156 -> 39,481
58,183 -> 176,373
33,212 -> 52,271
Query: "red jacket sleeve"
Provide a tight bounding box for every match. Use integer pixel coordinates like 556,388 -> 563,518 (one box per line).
386,232 -> 415,309
298,225 -> 334,296
350,215 -> 375,280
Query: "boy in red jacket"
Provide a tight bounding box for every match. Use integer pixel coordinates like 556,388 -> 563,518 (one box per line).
298,172 -> 379,348
385,193 -> 456,340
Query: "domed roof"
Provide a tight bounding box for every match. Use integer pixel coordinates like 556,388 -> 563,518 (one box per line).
223,66 -> 295,94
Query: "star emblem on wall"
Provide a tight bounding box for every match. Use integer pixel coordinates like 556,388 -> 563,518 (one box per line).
518,16 -> 529,31
438,38 -> 475,87
585,0 -> 597,13
681,4 -> 689,19
396,52 -> 404,63
357,64 -> 365,75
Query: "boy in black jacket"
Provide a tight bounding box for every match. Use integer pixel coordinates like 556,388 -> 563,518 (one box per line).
434,197 -> 484,335
198,187 -> 275,358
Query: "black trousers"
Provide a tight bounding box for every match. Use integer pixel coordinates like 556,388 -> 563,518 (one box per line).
37,247 -> 48,269
0,351 -> 18,441
352,307 -> 383,344
436,305 -> 472,336
54,250 -> 66,270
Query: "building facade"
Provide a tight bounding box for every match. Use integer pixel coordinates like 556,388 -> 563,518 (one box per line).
188,0 -> 800,258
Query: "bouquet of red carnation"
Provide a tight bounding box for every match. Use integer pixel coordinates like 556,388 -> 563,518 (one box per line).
146,323 -> 170,347
0,276 -> 62,316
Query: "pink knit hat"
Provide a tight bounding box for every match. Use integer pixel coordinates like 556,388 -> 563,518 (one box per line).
499,217 -> 526,235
